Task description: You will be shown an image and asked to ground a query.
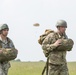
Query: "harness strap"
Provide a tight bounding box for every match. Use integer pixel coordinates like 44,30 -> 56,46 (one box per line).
42,57 -> 49,75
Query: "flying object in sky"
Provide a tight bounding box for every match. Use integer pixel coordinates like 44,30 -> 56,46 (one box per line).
33,23 -> 40,27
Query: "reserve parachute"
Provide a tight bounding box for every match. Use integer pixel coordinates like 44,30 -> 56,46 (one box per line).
56,39 -> 74,51
0,48 -> 18,62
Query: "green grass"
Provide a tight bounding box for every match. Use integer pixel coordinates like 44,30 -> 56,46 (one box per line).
8,61 -> 76,75
68,62 -> 76,75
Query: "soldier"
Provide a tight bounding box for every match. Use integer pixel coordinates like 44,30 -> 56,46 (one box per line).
0,24 -> 15,75
41,20 -> 74,75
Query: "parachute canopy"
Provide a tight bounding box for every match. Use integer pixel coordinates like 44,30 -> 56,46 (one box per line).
33,23 -> 40,27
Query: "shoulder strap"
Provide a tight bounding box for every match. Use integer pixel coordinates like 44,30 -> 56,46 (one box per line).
0,40 -> 2,48
0,37 -> 11,48
7,37 -> 11,43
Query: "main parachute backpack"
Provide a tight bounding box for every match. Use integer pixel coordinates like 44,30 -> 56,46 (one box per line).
38,29 -> 55,45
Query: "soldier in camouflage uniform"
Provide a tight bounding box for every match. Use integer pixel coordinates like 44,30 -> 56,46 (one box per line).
42,20 -> 74,75
0,24 -> 15,75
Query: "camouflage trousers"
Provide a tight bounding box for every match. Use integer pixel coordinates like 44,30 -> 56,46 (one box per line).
49,63 -> 69,75
0,61 -> 10,75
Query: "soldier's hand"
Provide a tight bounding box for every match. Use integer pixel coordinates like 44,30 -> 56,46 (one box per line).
53,39 -> 62,47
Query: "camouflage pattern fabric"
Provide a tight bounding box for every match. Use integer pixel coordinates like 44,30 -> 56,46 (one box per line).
41,32 -> 74,75
0,61 -> 10,75
38,29 -> 54,45
0,36 -> 16,75
42,32 -> 74,64
56,39 -> 74,51
0,48 -> 18,62
49,63 -> 69,75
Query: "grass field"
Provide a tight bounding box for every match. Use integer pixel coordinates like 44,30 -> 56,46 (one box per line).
8,61 -> 76,75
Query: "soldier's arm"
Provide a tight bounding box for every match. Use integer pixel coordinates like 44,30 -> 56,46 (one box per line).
42,33 -> 57,51
9,40 -> 15,48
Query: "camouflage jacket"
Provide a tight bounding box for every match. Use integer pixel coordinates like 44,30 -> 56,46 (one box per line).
0,36 -> 15,68
42,32 -> 69,64
0,37 -> 15,48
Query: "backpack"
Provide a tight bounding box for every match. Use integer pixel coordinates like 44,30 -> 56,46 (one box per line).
38,29 -> 55,45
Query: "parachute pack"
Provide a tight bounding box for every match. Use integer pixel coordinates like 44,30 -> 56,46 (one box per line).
56,39 -> 74,51
38,29 -> 55,45
0,48 -> 18,62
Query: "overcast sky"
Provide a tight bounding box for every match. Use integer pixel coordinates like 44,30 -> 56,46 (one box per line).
0,0 -> 76,62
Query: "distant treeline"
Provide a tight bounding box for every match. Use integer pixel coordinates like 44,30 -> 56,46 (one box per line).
11,59 -> 46,62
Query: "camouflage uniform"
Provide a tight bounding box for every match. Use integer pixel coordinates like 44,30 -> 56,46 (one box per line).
0,36 -> 15,75
42,32 -> 69,75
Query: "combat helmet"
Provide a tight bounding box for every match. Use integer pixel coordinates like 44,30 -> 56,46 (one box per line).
56,20 -> 67,28
0,24 -> 9,31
